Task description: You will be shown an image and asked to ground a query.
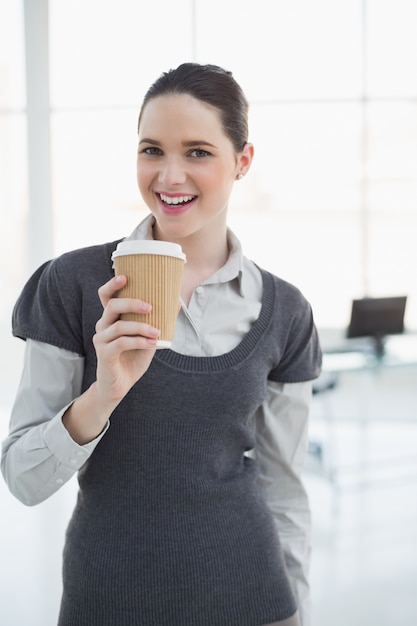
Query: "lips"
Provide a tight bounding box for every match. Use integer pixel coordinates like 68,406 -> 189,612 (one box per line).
158,193 -> 196,206
156,192 -> 197,215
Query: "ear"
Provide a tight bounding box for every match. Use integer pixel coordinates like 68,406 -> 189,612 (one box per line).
236,142 -> 254,178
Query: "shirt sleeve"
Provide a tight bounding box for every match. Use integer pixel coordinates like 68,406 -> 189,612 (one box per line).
251,379 -> 313,626
1,339 -> 109,506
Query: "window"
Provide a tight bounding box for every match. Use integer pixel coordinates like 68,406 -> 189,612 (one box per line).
2,0 -> 416,336
0,0 -> 28,323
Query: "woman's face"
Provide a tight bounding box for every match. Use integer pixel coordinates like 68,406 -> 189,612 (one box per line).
137,93 -> 252,243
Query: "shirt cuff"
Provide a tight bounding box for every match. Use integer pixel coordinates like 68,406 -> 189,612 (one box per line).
42,403 -> 110,471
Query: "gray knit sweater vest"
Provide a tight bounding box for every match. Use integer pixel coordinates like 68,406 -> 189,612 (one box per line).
13,240 -> 321,626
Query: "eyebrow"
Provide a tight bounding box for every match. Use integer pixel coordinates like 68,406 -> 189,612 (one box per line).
182,140 -> 217,148
139,138 -> 161,146
139,138 -> 217,148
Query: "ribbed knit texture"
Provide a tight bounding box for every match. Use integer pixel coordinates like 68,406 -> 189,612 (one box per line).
12,240 -> 321,626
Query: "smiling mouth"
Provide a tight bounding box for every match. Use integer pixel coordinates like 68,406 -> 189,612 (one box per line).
158,193 -> 197,207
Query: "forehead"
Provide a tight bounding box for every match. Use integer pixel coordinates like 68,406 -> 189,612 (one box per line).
138,93 -> 225,139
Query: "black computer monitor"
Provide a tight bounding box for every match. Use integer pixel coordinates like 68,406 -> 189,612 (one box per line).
347,296 -> 407,358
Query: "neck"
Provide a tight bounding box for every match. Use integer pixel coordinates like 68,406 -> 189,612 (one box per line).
183,233 -> 229,274
152,218 -> 229,276
181,233 -> 229,306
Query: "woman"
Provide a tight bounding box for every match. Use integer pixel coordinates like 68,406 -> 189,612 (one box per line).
2,63 -> 321,626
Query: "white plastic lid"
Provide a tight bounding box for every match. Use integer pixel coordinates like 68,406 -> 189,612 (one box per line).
111,239 -> 186,261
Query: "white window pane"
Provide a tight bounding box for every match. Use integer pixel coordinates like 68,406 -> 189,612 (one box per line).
231,103 -> 362,213
0,115 -> 28,315
367,0 -> 417,97
51,109 -> 148,254
0,0 -> 26,108
367,103 -> 417,210
49,0 -> 194,108
368,213 -> 417,329
369,181 -> 417,213
196,0 -> 363,100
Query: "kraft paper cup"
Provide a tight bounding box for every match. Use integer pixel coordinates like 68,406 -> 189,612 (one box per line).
111,240 -> 186,349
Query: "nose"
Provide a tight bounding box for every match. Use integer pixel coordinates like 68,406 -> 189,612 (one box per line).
158,157 -> 187,186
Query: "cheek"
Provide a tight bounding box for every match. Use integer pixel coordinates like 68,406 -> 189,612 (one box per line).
202,163 -> 233,190
137,162 -> 153,191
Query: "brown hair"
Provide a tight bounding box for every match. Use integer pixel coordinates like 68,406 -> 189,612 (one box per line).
137,63 -> 249,152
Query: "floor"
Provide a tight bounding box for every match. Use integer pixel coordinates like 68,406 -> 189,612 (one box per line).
306,362 -> 417,626
1,355 -> 417,625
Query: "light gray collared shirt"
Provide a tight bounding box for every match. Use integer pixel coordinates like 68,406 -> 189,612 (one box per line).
1,214 -> 313,625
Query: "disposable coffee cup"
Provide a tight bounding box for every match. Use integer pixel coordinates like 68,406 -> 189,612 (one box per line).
111,240 -> 186,349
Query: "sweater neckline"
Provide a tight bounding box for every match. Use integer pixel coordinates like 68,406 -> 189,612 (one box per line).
154,269 -> 275,373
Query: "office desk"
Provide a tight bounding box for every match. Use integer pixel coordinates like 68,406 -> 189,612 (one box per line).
319,330 -> 417,373
308,332 -> 417,501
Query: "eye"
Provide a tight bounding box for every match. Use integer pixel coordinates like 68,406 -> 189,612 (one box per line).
189,148 -> 211,158
140,146 -> 163,156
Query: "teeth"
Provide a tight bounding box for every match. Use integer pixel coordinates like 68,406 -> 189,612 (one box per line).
159,193 -> 195,205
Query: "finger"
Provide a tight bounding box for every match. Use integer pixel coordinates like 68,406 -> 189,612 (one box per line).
96,319 -> 160,344
98,275 -> 127,309
94,323 -> 160,357
94,329 -> 160,354
96,296 -> 153,332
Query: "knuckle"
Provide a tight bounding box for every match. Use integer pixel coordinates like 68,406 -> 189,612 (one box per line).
113,319 -> 127,335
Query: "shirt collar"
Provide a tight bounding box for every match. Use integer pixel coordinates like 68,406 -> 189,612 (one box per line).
125,214 -> 246,297
126,213 -> 156,242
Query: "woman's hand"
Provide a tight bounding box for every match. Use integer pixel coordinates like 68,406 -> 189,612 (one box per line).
93,274 -> 160,408
62,275 -> 160,444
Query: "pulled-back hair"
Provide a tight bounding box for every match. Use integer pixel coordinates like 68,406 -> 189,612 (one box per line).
137,63 -> 249,152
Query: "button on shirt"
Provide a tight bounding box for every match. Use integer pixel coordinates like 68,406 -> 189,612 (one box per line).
1,214 -> 314,626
